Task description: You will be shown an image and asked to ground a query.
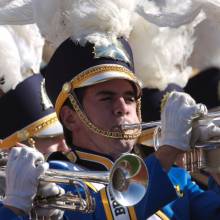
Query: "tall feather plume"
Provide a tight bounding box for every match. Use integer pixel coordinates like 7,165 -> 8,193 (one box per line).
30,0 -> 138,48
136,0 -> 203,27
189,2 -> 220,70
8,25 -> 44,77
0,25 -> 22,92
30,0 -> 205,90
65,0 -> 136,46
130,11 -> 206,89
1,0 -> 220,90
0,24 -> 44,93
34,0 -> 212,90
0,0 -> 34,25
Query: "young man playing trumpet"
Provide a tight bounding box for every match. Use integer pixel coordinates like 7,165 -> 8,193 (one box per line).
2,34 -> 220,219
2,1 -> 220,219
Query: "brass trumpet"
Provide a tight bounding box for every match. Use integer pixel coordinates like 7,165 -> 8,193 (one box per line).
121,110 -> 220,173
121,110 -> 220,131
0,153 -> 148,212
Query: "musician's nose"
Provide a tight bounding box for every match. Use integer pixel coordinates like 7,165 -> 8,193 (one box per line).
113,97 -> 129,116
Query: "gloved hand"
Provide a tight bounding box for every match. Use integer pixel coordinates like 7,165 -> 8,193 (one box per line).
3,146 -> 48,213
160,91 -> 207,151
34,182 -> 65,220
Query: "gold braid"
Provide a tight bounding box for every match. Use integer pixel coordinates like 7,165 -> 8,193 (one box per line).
68,92 -> 142,140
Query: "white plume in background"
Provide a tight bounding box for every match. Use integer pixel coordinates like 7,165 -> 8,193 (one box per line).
38,0 -> 204,89
189,2 -> 220,70
0,26 -> 22,92
0,0 -> 33,24
31,0 -> 137,48
1,0 -> 220,90
8,25 -> 44,77
0,24 -> 44,93
136,0 -> 203,27
66,0 -> 136,46
31,0 -> 71,48
130,11 -> 206,89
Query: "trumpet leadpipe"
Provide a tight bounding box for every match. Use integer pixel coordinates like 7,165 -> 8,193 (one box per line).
121,110 -> 220,131
40,169 -> 110,185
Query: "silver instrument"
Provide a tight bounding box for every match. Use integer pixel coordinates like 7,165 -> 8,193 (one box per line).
121,110 -> 220,173
121,111 -> 220,131
0,153 -> 148,212
0,151 -> 7,167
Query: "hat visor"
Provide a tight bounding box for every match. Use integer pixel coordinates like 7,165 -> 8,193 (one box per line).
77,71 -> 142,96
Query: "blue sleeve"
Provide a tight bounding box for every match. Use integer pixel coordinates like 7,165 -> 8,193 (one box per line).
0,206 -> 27,220
189,190 -> 220,220
182,169 -> 220,219
167,167 -> 220,219
135,154 -> 177,219
189,175 -> 220,219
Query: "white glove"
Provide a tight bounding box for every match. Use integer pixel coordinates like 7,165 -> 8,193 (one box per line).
34,182 -> 65,220
191,118 -> 220,146
3,147 -> 48,213
160,91 -> 207,151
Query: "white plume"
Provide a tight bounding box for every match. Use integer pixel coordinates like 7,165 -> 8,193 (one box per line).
30,0 -> 208,89
66,0 -> 136,46
0,24 -> 44,93
7,25 -> 44,77
130,11 -> 206,89
0,26 -> 22,92
30,0 -> 138,48
0,0 -> 34,25
0,0 -> 219,90
136,0 -> 203,27
189,2 -> 220,70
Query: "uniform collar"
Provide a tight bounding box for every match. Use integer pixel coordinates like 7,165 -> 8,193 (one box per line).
69,146 -> 114,171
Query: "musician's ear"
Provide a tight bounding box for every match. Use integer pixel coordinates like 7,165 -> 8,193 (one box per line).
60,105 -> 77,131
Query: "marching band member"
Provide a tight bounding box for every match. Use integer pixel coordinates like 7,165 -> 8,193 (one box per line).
1,1 -> 220,219
0,24 -> 68,154
0,24 -> 68,219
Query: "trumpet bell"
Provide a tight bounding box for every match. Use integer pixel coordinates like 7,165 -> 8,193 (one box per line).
110,154 -> 148,206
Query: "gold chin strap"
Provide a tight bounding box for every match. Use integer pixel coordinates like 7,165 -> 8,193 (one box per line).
136,97 -> 142,122
68,92 -> 142,140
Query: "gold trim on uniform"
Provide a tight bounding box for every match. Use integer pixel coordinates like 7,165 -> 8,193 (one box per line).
155,210 -> 170,220
0,113 -> 58,149
55,64 -> 140,115
128,207 -> 137,220
174,185 -> 184,197
76,150 -> 114,170
64,151 -> 77,163
84,181 -> 98,192
101,188 -> 114,220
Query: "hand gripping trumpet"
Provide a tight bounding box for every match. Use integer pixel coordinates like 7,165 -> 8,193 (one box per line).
121,110 -> 220,173
0,153 -> 148,212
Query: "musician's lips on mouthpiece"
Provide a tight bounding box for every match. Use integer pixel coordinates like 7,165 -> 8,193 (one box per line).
111,122 -> 130,132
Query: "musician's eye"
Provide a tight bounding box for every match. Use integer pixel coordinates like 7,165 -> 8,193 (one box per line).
100,96 -> 113,101
124,95 -> 136,103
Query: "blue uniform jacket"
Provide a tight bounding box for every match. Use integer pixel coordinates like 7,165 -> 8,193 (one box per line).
1,147 -> 220,220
